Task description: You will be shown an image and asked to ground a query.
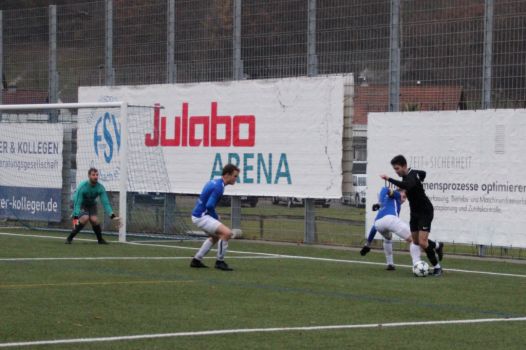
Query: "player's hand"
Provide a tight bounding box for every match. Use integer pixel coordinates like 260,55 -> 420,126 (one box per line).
380,174 -> 389,180
110,214 -> 122,228
72,217 -> 79,228
360,245 -> 371,256
372,203 -> 380,211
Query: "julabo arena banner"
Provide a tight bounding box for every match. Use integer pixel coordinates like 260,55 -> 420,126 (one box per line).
78,76 -> 344,198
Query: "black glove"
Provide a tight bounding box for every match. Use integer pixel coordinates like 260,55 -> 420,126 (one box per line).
360,245 -> 371,256
372,203 -> 380,211
110,213 -> 117,219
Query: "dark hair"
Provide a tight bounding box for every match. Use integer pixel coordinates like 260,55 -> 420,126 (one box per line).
88,167 -> 99,175
390,155 -> 407,167
222,164 -> 240,176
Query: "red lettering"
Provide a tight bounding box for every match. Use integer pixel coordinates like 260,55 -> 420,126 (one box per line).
145,102 -> 255,148
160,115 -> 181,146
181,103 -> 188,147
144,104 -> 161,146
233,115 -> 256,147
211,102 -> 231,147
189,116 -> 210,147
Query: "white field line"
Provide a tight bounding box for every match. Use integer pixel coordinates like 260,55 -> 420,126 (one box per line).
2,231 -> 526,279
0,317 -> 525,348
0,256 -> 277,262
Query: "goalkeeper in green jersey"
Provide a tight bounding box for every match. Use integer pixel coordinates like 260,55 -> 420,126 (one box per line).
65,167 -> 120,244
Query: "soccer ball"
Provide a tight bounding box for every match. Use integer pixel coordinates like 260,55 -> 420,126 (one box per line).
413,261 -> 430,277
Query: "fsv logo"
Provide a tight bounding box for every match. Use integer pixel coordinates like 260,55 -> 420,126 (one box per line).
93,112 -> 121,164
145,102 -> 255,147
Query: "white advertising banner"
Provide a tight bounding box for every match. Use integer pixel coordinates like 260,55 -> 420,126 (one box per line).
78,76 -> 344,198
367,109 -> 526,248
0,124 -> 63,222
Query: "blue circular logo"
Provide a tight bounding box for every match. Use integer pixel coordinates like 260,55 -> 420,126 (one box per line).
93,112 -> 121,164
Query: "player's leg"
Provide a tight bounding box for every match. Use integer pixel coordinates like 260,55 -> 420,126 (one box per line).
382,236 -> 395,270
214,223 -> 235,271
409,215 -> 424,264
418,212 -> 442,275
190,215 -> 232,271
65,211 -> 90,243
393,218 -> 421,265
375,216 -> 395,270
89,214 -> 107,244
191,236 -> 219,268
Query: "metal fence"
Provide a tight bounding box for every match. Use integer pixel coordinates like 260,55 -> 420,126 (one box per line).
2,0 -> 525,108
1,0 -> 526,258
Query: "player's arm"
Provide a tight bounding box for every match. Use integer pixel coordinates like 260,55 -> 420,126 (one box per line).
385,175 -> 417,190
98,185 -> 116,218
72,185 -> 84,219
205,188 -> 222,220
415,170 -> 427,182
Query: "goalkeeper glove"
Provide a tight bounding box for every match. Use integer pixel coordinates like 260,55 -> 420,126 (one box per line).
360,245 -> 371,256
372,203 -> 380,211
110,213 -> 118,220
72,216 -> 79,227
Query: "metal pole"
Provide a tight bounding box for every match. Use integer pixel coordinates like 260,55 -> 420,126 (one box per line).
48,5 -> 58,122
105,0 -> 114,86
304,199 -> 317,243
230,196 -> 241,231
233,0 -> 242,80
163,0 -> 177,233
307,0 -> 318,77
167,0 -> 176,83
482,0 -> 494,109
230,0 -> 243,231
388,0 -> 401,112
305,0 -> 318,241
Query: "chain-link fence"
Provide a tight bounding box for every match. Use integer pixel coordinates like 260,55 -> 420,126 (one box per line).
1,0 -> 525,259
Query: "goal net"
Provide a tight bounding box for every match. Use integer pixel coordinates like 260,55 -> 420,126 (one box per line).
0,102 -> 194,241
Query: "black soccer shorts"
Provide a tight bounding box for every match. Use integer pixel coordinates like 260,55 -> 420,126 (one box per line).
409,210 -> 433,232
79,204 -> 98,218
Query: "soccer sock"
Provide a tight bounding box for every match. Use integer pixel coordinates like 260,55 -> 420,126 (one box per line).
383,240 -> 394,265
67,223 -> 85,241
217,239 -> 229,261
92,224 -> 103,241
427,239 -> 437,250
424,244 -> 438,267
195,239 -> 213,260
410,243 -> 421,265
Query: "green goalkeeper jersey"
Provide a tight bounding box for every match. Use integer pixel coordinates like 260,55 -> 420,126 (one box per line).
72,180 -> 114,217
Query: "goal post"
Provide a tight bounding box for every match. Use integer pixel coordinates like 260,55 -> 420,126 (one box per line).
0,101 -> 193,242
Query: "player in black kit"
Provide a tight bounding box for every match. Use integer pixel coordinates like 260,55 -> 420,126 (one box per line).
381,155 -> 444,276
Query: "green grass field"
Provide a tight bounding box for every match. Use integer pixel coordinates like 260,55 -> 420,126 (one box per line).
1,228 -> 525,349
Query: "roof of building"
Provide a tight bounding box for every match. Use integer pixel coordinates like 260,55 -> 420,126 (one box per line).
353,84 -> 465,125
2,89 -> 48,105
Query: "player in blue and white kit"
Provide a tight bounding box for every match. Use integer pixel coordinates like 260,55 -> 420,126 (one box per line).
190,164 -> 240,271
360,186 -> 422,270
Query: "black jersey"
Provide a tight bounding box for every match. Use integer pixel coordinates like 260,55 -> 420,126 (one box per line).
387,168 -> 433,214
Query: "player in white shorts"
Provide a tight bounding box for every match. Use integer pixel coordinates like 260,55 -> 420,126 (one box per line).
360,186 -> 422,270
190,164 -> 240,271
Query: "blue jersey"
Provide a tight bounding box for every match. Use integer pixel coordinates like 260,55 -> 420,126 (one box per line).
192,178 -> 225,220
375,187 -> 401,220
366,187 -> 402,244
